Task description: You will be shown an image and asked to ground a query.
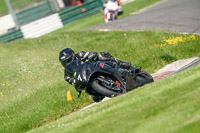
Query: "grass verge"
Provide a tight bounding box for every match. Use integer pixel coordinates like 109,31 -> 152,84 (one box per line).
0,30 -> 199,133
27,63 -> 200,133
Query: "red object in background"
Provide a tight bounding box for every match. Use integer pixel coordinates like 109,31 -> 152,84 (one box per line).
77,0 -> 83,6
63,0 -> 84,7
118,0 -> 122,5
81,8 -> 86,12
70,0 -> 76,6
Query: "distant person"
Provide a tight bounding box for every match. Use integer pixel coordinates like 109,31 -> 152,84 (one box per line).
103,0 -> 123,23
77,0 -> 84,5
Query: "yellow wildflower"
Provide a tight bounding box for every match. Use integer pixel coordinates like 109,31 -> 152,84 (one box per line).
176,36 -> 184,43
155,34 -> 198,48
188,35 -> 196,40
164,36 -> 184,45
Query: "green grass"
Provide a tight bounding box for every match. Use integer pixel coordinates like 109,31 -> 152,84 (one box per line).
0,0 -> 200,132
27,64 -> 200,133
0,0 -> 7,16
0,30 -> 200,133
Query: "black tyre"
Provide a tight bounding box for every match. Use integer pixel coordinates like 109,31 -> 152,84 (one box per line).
136,71 -> 154,85
91,80 -> 122,97
126,71 -> 154,92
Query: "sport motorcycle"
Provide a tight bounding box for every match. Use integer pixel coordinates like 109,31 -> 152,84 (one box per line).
65,59 -> 154,102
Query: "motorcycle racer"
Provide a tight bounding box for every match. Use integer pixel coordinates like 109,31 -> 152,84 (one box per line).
59,48 -> 142,102
103,0 -> 123,23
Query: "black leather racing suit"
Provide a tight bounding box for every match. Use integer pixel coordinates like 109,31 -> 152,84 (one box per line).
76,51 -> 132,68
64,51 -> 132,84
64,51 -> 140,101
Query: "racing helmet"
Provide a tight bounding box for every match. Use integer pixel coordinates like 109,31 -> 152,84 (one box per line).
59,48 -> 75,67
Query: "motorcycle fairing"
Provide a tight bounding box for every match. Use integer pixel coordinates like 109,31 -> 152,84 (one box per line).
65,59 -> 128,92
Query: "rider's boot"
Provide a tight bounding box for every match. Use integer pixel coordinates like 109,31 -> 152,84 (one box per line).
91,95 -> 105,102
118,61 -> 141,74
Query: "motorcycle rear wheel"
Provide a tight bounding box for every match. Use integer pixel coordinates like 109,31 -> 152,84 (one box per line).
136,71 -> 154,85
126,71 -> 154,91
91,80 -> 123,97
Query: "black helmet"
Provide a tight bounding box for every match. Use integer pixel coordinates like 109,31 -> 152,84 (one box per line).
59,48 -> 75,67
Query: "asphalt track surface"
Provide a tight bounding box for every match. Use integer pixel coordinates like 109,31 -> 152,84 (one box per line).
87,0 -> 200,34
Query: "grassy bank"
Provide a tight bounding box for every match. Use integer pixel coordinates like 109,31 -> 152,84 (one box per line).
1,0 -> 199,132
0,0 -> 7,16
0,30 -> 199,132
28,64 -> 200,133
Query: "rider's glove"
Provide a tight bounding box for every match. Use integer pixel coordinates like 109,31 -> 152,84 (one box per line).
76,51 -> 89,61
88,51 -> 98,61
64,75 -> 73,85
76,51 -> 97,62
98,52 -> 113,61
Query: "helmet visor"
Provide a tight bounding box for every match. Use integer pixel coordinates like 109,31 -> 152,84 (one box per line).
61,55 -> 74,67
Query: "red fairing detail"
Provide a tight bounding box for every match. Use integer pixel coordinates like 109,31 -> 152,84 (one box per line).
99,63 -> 104,68
115,80 -> 121,87
109,76 -> 121,87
